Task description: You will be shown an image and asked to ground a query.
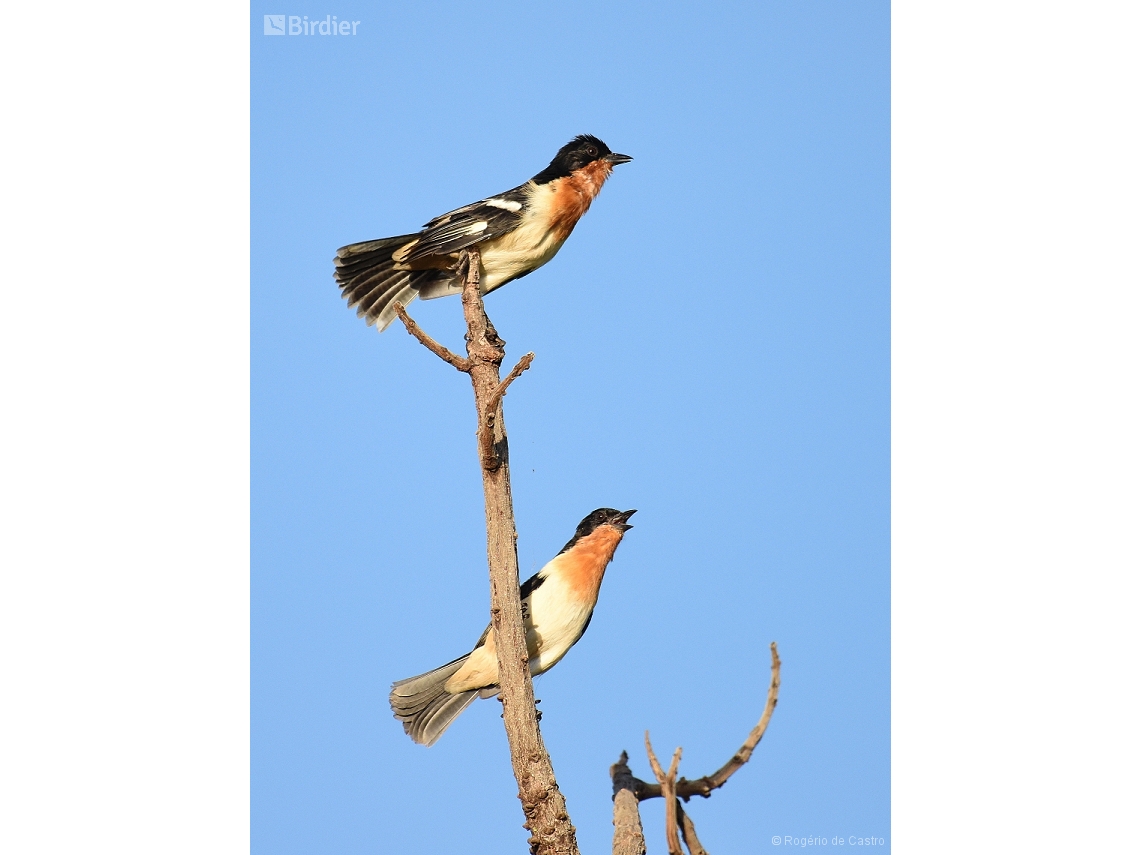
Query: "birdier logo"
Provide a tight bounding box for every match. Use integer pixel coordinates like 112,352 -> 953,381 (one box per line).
263,14 -> 361,36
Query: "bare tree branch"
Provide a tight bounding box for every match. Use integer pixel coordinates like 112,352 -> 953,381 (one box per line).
608,648 -> 779,852
611,752 -> 647,855
664,748 -> 683,855
455,250 -> 579,855
479,351 -> 534,471
394,245 -> 780,855
646,735 -> 684,855
392,302 -> 471,372
676,801 -> 709,855
638,643 -> 782,801
488,352 -> 535,413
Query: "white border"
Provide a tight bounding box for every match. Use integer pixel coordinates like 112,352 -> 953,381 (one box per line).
0,5 -> 249,853
3,3 -> 1136,852
894,1 -> 1138,850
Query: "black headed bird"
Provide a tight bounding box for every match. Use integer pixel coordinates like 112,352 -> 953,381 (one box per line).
390,508 -> 636,746
334,135 -> 632,332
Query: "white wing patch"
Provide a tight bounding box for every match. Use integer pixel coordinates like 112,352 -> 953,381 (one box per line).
483,198 -> 523,212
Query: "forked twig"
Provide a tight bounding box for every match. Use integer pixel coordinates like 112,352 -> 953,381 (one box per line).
646,735 -> 684,855
392,302 -> 471,372
479,351 -> 534,470
392,260 -> 535,472
487,352 -> 535,416
609,644 -> 780,855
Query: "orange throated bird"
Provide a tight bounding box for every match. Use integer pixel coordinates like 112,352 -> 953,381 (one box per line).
390,508 -> 636,746
334,135 -> 632,331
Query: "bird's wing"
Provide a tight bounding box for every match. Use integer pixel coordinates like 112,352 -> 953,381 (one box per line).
469,570 -> 546,651
519,570 -> 546,601
406,184 -> 530,261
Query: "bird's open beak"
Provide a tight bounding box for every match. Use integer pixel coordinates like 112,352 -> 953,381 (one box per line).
605,153 -> 633,165
616,509 -> 637,530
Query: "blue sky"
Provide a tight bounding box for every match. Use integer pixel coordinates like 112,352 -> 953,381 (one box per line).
252,3 -> 889,852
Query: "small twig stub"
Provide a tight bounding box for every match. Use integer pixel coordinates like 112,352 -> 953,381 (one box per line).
487,352 -> 535,416
611,752 -> 647,855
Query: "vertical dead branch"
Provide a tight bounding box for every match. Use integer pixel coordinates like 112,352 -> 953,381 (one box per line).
675,801 -> 708,855
611,752 -> 647,855
646,735 -> 684,855
457,250 -> 578,855
394,249 -> 781,855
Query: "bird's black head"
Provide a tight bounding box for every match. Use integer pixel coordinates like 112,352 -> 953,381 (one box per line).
559,508 -> 637,554
532,135 -> 633,185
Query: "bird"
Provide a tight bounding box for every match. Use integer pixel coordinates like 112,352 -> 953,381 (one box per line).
334,135 -> 632,332
390,507 -> 637,746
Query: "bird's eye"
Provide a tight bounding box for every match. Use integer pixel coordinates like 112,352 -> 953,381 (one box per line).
585,146 -> 597,157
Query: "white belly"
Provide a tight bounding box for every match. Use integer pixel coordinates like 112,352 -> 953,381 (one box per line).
523,571 -> 594,676
479,183 -> 567,292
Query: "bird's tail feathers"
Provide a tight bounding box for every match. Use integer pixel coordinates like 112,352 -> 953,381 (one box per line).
390,655 -> 479,746
334,236 -> 454,332
414,279 -> 465,301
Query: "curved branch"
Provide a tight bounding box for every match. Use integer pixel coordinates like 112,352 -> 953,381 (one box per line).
638,642 -> 781,801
